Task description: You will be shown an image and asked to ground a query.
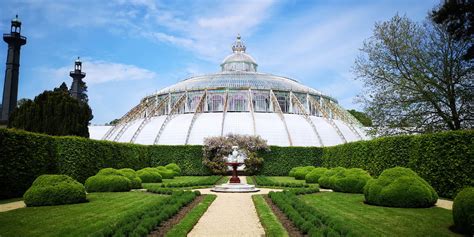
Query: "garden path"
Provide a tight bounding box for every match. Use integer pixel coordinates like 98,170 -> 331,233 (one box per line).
188,176 -> 278,237
0,201 -> 25,212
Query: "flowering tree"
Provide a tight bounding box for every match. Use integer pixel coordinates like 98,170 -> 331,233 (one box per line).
202,134 -> 269,174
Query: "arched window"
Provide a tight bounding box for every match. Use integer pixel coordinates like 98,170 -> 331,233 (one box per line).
253,92 -> 269,112
229,94 -> 247,111
207,94 -> 224,111
275,92 -> 289,113
187,94 -> 202,112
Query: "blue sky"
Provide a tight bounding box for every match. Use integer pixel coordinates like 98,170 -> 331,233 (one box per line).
0,0 -> 438,124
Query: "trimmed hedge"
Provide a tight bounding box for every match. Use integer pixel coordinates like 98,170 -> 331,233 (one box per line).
23,175 -> 86,206
364,167 -> 438,208
452,187 -> 474,235
165,163 -> 181,175
332,168 -> 372,193
1,128 -> 472,199
322,130 -> 473,198
305,167 -> 328,184
294,166 -> 316,180
137,168 -> 163,183
258,146 -> 323,176
253,176 -> 310,188
318,167 -> 346,189
118,168 -> 142,189
85,175 -> 132,192
156,166 -> 176,179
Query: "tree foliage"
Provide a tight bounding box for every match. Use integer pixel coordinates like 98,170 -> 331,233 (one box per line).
431,0 -> 474,60
347,109 -> 372,126
355,14 -> 473,135
202,134 -> 269,174
8,83 -> 93,137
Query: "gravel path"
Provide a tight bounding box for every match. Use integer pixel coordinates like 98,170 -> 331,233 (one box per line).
0,201 -> 25,212
188,177 -> 278,237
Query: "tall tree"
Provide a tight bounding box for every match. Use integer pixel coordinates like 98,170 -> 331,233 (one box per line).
354,14 -> 473,135
8,83 -> 93,137
431,0 -> 474,60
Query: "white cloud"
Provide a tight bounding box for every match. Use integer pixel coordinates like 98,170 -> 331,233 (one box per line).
40,59 -> 158,85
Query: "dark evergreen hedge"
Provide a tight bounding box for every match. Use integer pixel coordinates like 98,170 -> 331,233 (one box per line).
322,130 -> 474,198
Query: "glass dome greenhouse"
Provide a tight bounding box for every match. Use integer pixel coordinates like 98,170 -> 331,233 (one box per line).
89,35 -> 369,146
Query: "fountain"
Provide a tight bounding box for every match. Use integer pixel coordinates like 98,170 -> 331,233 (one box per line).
211,146 -> 260,193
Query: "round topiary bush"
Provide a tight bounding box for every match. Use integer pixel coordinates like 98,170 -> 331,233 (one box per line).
332,168 -> 372,193
289,167 -> 301,177
85,175 -> 131,192
364,167 -> 438,208
165,163 -> 181,175
23,175 -> 87,207
97,167 -> 122,176
318,167 -> 346,189
137,168 -> 163,183
452,187 -> 474,235
156,166 -> 175,179
294,166 -> 315,180
118,168 -> 142,189
305,167 -> 328,184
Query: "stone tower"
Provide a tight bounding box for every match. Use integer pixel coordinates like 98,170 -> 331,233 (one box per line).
69,57 -> 86,102
1,15 -> 27,122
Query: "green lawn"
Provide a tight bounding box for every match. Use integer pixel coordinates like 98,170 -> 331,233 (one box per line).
161,176 -> 213,184
300,192 -> 459,236
266,176 -> 306,184
0,192 -> 166,237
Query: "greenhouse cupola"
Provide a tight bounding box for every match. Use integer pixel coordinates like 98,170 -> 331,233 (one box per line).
221,35 -> 258,72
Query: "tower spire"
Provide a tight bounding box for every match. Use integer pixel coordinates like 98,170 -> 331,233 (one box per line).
69,57 -> 87,102
1,15 -> 27,122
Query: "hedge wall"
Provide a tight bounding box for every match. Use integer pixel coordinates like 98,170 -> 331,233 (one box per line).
322,130 -> 474,198
1,128 -> 472,199
0,129 -> 58,199
258,146 -> 323,176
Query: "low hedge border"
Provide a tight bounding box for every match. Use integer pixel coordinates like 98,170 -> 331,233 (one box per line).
91,191 -> 199,237
159,176 -> 223,188
253,176 -> 310,188
252,195 -> 289,237
268,191 -> 351,236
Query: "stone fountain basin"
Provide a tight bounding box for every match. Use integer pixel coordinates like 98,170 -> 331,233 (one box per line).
211,183 -> 260,193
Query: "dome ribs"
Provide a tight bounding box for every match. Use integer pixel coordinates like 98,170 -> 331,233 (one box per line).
184,91 -> 207,145
269,90 -> 293,146
324,102 -> 363,140
154,93 -> 187,145
308,96 -> 347,143
220,92 -> 229,136
130,95 -> 170,143
290,92 -> 324,146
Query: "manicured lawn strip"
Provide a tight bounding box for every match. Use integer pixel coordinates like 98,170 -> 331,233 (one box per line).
0,192 -> 167,237
269,191 -> 345,235
155,176 -> 223,188
0,197 -> 22,205
254,176 -> 309,188
252,195 -> 289,237
215,176 -> 230,185
165,194 -> 217,237
267,176 -> 306,184
300,192 -> 460,237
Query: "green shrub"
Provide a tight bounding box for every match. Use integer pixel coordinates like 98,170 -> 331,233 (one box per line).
253,176 -> 309,188
23,175 -> 86,206
294,166 -> 315,180
85,175 -> 131,192
137,168 -> 162,183
288,167 -> 299,177
260,146 -> 323,176
305,167 -> 328,183
118,168 -> 142,189
318,167 -> 346,189
453,187 -> 474,235
332,168 -> 372,193
156,166 -> 175,179
165,163 -> 181,175
364,167 -> 438,208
